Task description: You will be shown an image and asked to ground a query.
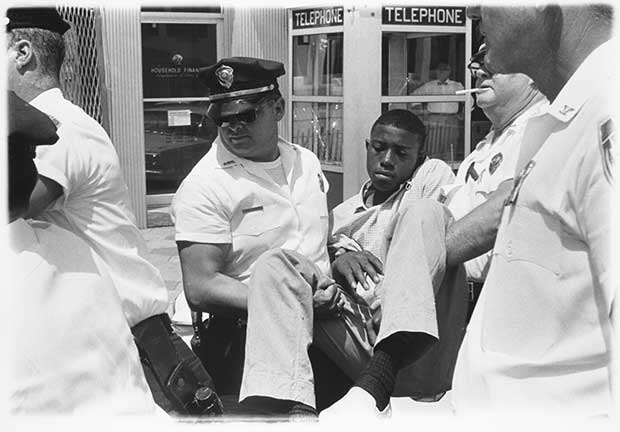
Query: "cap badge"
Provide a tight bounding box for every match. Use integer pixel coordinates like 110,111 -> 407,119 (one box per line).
216,65 -> 234,89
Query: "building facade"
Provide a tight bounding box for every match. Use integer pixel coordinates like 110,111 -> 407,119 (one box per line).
56,4 -> 487,228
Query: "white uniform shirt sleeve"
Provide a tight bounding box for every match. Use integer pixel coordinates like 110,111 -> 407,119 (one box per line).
574,132 -> 613,312
34,124 -> 82,200
171,176 -> 232,244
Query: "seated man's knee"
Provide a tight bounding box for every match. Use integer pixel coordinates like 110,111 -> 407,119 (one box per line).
397,199 -> 451,226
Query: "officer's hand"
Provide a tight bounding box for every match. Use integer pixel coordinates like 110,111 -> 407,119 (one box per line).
364,304 -> 382,346
332,251 -> 383,293
313,284 -> 346,319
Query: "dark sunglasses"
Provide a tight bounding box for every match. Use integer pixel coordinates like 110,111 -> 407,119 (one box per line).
213,98 -> 273,127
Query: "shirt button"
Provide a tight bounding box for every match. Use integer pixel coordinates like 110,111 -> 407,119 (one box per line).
506,240 -> 512,256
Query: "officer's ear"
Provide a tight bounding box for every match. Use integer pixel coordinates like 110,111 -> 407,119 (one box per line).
11,39 -> 35,71
273,96 -> 285,122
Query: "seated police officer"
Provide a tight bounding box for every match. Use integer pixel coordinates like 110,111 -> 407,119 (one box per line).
171,57 -> 341,417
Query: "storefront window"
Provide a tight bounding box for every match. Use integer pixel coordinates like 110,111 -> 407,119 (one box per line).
143,101 -> 217,194
141,22 -> 218,195
293,33 -> 343,96
382,32 -> 465,96
382,31 -> 467,166
292,32 -> 343,166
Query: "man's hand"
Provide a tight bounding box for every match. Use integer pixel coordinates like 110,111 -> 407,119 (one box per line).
332,251 -> 383,293
365,303 -> 382,346
313,284 -> 346,319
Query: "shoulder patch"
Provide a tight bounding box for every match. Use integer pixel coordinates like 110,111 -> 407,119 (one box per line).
599,118 -> 615,183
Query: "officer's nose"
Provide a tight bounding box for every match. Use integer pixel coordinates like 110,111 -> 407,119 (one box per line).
226,117 -> 245,132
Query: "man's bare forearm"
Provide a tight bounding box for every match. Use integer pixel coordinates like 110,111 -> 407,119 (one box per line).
446,181 -> 512,267
177,241 -> 248,317
185,272 -> 248,317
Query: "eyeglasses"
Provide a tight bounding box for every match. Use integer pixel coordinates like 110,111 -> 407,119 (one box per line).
213,98 -> 273,127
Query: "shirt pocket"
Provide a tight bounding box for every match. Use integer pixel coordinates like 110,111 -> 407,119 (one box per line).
232,203 -> 281,237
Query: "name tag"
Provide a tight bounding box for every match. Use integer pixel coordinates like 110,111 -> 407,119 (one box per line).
242,206 -> 264,214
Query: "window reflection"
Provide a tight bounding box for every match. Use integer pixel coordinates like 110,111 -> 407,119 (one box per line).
144,101 -> 217,194
293,33 -> 343,96
293,102 -> 343,166
382,32 -> 466,97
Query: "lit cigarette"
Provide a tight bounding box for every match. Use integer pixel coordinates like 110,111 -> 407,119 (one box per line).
455,88 -> 485,95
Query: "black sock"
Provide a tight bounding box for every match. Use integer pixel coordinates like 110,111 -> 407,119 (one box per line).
355,350 -> 398,411
355,333 -> 413,411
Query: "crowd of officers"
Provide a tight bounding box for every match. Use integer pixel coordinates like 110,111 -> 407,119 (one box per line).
6,4 -> 616,422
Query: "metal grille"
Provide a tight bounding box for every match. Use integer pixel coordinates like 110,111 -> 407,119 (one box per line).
57,6 -> 103,125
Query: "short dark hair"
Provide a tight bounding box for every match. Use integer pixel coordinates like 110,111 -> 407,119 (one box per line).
8,28 -> 65,78
372,109 -> 427,144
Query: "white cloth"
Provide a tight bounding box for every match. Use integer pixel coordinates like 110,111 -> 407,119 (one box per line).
452,39 -> 616,416
414,79 -> 464,113
171,136 -> 331,283
8,219 -> 159,415
443,98 -> 549,281
30,88 -> 169,328
330,158 -> 455,306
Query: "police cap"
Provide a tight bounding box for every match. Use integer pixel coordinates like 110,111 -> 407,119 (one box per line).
6,7 -> 71,35
199,56 -> 285,119
8,91 -> 59,161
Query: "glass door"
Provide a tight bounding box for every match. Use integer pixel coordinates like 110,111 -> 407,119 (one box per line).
141,12 -> 222,208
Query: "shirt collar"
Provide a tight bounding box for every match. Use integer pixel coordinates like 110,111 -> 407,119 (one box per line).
214,135 -> 297,169
356,160 -> 426,211
28,87 -> 63,111
547,39 -> 615,123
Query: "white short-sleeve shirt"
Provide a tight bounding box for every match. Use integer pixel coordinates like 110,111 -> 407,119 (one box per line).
8,219 -> 160,415
171,137 -> 331,284
443,98 -> 549,281
30,89 -> 169,328
452,39 -> 616,416
329,158 -> 455,307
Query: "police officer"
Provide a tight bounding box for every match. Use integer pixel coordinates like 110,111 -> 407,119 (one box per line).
453,5 -> 615,415
442,45 -> 548,319
6,7 -> 219,415
7,91 -> 160,414
171,57 -> 339,416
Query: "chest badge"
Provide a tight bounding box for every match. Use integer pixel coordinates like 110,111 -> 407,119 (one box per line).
317,173 -> 325,193
489,152 -> 503,175
599,117 -> 615,183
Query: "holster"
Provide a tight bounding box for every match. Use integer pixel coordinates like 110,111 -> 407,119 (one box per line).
132,313 -> 220,415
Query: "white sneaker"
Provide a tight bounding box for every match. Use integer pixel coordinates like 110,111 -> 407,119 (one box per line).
319,387 -> 392,421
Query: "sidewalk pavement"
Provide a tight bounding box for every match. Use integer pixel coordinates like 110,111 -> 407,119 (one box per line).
141,224 -> 185,320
